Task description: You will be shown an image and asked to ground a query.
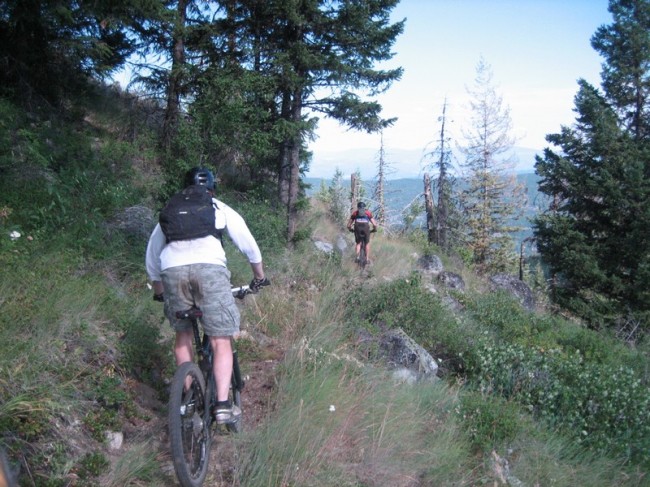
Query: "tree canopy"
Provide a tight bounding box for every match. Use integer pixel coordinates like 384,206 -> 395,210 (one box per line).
533,0 -> 650,331
458,58 -> 525,274
0,0 -> 404,243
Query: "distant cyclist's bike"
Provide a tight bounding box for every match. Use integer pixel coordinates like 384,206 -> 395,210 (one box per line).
358,238 -> 368,269
168,283 -> 267,487
351,226 -> 376,270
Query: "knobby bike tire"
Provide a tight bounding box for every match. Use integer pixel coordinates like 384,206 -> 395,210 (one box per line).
169,362 -> 210,487
227,351 -> 244,433
359,242 -> 368,270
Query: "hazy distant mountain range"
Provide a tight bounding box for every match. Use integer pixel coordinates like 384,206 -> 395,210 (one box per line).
306,145 -> 543,179
305,171 -> 549,251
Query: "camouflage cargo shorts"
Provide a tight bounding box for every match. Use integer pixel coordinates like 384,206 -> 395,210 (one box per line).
161,263 -> 240,337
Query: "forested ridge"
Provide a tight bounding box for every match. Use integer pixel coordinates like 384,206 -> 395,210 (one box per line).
0,1 -> 649,485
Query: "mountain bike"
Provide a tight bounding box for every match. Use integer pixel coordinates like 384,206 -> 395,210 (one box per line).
358,238 -> 368,269
168,284 -> 266,487
352,226 -> 376,270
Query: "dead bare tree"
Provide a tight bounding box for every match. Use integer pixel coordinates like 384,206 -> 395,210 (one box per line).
422,97 -> 456,249
424,173 -> 434,243
350,172 -> 361,211
373,132 -> 387,226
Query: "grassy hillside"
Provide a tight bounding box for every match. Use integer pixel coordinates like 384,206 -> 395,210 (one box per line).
0,91 -> 648,486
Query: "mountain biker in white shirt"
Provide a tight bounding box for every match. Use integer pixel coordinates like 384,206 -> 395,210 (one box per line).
146,167 -> 268,423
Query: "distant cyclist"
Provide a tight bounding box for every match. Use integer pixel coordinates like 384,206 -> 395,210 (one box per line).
347,201 -> 378,263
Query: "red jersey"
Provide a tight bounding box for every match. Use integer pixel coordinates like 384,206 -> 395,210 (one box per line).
352,209 -> 372,222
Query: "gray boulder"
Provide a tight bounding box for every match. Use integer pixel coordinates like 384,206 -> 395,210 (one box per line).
313,240 -> 334,254
110,205 -> 155,239
417,254 -> 444,275
378,328 -> 438,382
489,273 -> 536,311
437,271 -> 465,290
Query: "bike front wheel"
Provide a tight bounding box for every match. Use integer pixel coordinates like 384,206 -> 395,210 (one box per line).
226,351 -> 244,433
169,362 -> 210,487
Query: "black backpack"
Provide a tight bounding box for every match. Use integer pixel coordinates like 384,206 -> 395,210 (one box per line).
159,185 -> 222,243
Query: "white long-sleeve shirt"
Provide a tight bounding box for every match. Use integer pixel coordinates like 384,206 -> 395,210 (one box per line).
145,197 -> 262,282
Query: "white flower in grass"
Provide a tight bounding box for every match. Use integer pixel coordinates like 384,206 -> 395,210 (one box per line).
329,405 -> 336,412
9,231 -> 21,240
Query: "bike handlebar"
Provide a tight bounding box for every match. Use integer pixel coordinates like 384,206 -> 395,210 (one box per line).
232,285 -> 251,300
156,279 -> 270,304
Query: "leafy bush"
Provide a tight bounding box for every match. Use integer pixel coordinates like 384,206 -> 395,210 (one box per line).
220,190 -> 286,260
117,308 -> 170,385
344,274 -> 483,374
77,452 -> 109,479
457,392 -> 521,452
347,274 -> 650,467
468,337 -> 650,465
346,274 -> 449,347
465,292 -> 647,375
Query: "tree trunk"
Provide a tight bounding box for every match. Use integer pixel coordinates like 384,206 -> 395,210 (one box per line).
375,132 -> 386,226
278,90 -> 293,206
162,0 -> 188,150
285,88 -> 303,243
350,173 -> 360,211
424,173 -> 435,244
436,99 -> 449,249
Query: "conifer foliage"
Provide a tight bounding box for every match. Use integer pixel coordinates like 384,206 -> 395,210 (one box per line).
533,0 -> 650,331
459,58 -> 526,274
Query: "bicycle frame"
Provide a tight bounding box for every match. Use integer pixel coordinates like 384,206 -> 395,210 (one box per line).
169,285 -> 253,487
358,239 -> 368,269
190,317 -> 244,424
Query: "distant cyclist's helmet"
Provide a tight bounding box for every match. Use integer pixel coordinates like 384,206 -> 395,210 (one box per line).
185,167 -> 216,191
357,201 -> 366,210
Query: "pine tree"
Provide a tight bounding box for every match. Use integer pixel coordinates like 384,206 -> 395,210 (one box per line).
327,168 -> 348,227
0,0 -> 156,106
373,132 -> 392,228
533,0 -> 650,331
459,58 -> 526,274
184,0 -> 404,243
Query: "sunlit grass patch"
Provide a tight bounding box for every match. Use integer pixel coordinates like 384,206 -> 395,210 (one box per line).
240,351 -> 469,486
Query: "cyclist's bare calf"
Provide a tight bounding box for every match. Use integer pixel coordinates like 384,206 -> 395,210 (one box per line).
211,336 -> 233,402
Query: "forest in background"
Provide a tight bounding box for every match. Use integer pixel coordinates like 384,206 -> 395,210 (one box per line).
1,0 -> 649,330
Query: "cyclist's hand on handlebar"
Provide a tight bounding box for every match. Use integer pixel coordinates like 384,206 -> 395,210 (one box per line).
234,288 -> 249,300
249,276 -> 271,293
153,293 -> 164,302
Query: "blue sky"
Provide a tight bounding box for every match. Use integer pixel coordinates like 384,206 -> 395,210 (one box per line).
307,0 -> 613,177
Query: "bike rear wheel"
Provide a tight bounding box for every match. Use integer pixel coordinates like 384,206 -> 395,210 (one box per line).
359,242 -> 368,269
169,362 -> 210,487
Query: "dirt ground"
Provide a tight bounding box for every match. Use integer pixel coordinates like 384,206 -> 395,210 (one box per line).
124,335 -> 284,487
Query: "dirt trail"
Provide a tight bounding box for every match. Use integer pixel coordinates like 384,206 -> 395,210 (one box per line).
126,337 -> 284,486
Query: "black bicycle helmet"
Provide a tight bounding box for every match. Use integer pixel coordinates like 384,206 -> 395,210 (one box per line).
357,201 -> 366,210
185,167 -> 216,191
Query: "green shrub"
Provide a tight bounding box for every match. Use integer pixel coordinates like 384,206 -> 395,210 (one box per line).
117,310 -> 169,385
457,391 -> 521,452
220,190 -> 286,259
464,291 -> 541,345
344,274 -> 482,375
77,452 -> 109,478
468,337 -> 650,465
0,395 -> 50,442
83,408 -> 120,443
346,274 -> 450,349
